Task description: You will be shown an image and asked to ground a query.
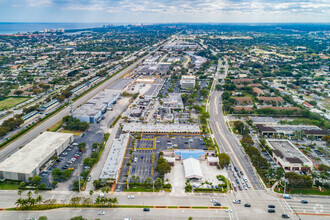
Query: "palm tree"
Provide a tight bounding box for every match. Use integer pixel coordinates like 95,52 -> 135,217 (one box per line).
308,135 -> 315,145
266,167 -> 276,181
15,198 -> 23,207
310,172 -> 318,186
17,189 -> 23,197
89,190 -> 94,197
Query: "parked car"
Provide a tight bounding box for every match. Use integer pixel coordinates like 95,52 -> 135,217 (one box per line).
268,205 -> 275,208
244,204 -> 251,207
268,209 -> 276,213
233,200 -> 241,204
281,214 -> 290,218
301,200 -> 308,204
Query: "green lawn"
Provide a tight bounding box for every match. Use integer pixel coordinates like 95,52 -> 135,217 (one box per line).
59,130 -> 83,136
0,182 -> 20,190
124,186 -> 160,192
289,188 -> 330,196
0,97 -> 30,111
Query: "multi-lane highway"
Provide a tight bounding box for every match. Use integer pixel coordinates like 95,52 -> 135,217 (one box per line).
0,189 -> 329,220
208,60 -> 264,191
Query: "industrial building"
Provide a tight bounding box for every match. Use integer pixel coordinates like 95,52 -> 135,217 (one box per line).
144,78 -> 165,100
122,123 -> 200,134
100,133 -> 130,182
70,84 -> 88,95
266,139 -> 313,172
74,90 -> 121,123
0,132 -> 74,181
180,75 -> 196,89
22,110 -> 40,124
38,99 -> 60,112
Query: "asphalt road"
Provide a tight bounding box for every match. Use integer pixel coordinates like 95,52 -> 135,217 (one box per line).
0,43 -> 164,163
208,60 -> 264,191
1,190 -> 329,220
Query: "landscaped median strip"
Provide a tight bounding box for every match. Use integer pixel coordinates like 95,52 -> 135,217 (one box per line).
118,205 -> 227,210
6,205 -> 228,211
294,213 -> 330,216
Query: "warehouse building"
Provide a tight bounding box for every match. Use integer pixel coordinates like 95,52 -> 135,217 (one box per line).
0,132 -> 74,181
74,91 -> 121,123
38,99 -> 60,112
22,110 -> 40,124
144,78 -> 165,100
266,139 -> 313,172
100,133 -> 130,182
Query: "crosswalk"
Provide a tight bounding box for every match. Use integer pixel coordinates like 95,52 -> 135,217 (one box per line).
286,199 -> 330,214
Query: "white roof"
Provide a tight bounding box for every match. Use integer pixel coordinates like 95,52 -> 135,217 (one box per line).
122,123 -> 200,133
0,132 -> 73,174
100,133 -> 130,180
207,157 -> 219,163
183,158 -> 203,179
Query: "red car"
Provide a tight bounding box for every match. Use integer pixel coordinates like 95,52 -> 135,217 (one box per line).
74,156 -> 78,159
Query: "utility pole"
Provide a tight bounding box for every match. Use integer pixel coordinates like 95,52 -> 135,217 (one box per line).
70,101 -> 73,118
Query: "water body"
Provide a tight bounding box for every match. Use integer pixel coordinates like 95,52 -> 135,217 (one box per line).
0,23 -> 108,34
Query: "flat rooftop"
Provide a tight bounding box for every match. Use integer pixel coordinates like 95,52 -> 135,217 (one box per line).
122,123 -> 200,133
267,139 -> 312,165
144,78 -> 165,98
106,78 -> 133,91
100,133 -> 130,180
74,91 -> 120,117
0,132 -> 73,174
251,117 -> 277,124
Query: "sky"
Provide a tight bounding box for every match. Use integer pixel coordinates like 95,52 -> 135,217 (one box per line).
0,0 -> 329,23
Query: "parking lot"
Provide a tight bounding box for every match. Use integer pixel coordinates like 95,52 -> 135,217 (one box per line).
40,97 -> 131,190
116,134 -> 206,191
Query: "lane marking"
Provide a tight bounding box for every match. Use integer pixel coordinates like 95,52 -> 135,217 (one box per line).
215,120 -> 254,190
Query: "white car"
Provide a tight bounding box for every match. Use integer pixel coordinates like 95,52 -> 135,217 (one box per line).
233,200 -> 241,204
211,199 -> 217,203
128,195 -> 135,199
247,183 -> 251,188
98,211 -> 105,215
225,209 -> 233,213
